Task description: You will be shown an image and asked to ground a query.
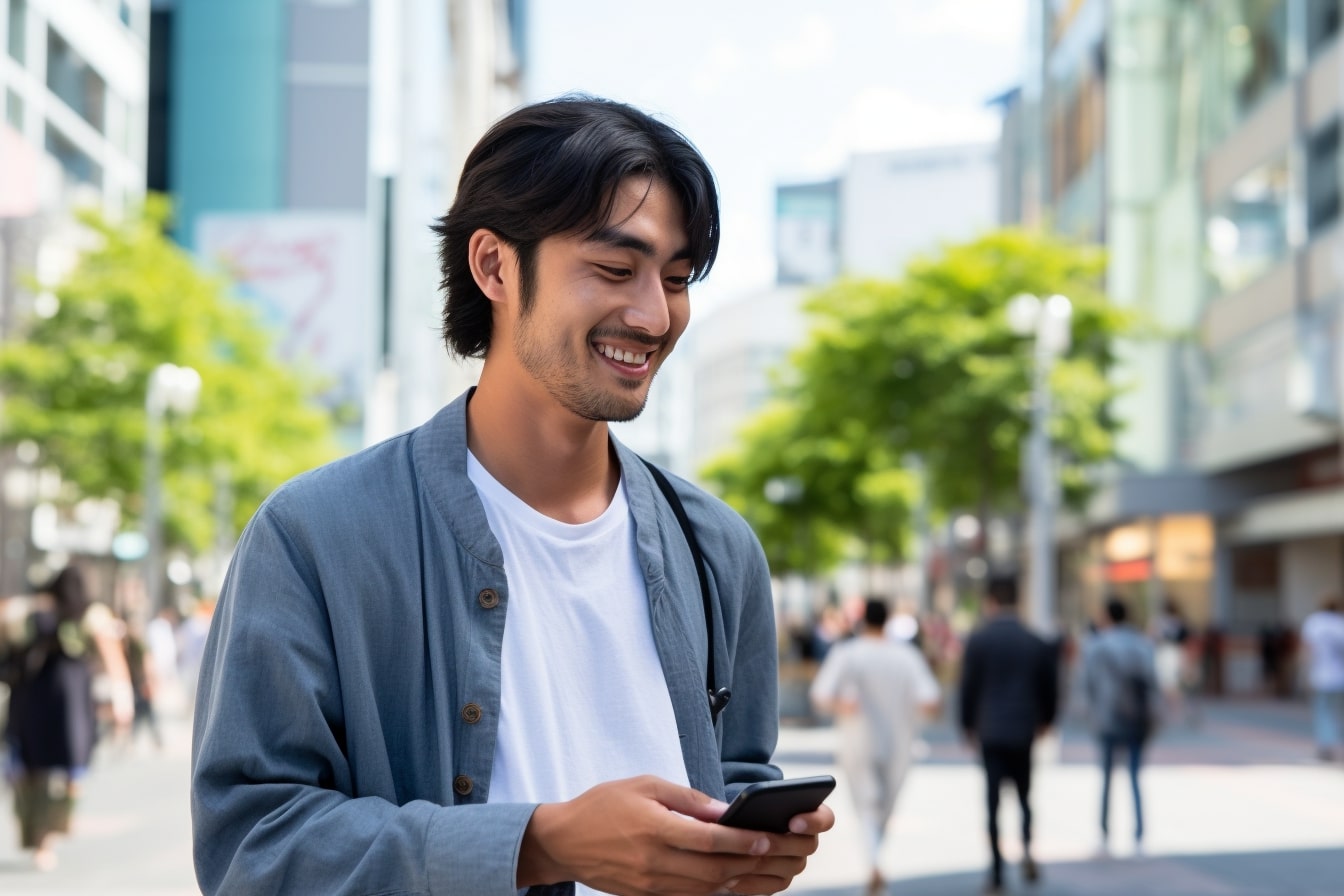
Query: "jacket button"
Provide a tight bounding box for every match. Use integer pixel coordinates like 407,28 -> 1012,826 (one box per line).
462,703 -> 482,724
478,588 -> 499,609
453,775 -> 473,796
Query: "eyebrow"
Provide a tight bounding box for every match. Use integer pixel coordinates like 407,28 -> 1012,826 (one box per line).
587,226 -> 692,263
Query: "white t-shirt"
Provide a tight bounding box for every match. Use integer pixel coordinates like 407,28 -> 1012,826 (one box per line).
1301,609 -> 1344,691
468,454 -> 689,895
809,635 -> 940,762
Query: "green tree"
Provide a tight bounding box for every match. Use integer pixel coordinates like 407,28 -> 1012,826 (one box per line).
702,228 -> 1131,573
0,198 -> 341,554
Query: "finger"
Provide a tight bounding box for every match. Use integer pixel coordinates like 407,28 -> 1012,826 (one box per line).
660,811 -> 773,859
649,778 -> 732,823
725,871 -> 798,896
786,803 -> 836,835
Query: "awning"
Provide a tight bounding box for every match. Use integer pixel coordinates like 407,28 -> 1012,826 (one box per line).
1223,485 -> 1344,544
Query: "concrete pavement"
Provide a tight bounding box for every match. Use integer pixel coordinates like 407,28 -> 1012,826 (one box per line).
0,697 -> 1338,894
781,699 -> 1344,896
0,709 -> 197,895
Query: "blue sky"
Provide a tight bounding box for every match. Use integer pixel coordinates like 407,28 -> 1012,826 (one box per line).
525,0 -> 1028,309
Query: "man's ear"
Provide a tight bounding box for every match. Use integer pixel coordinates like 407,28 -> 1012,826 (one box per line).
467,229 -> 516,304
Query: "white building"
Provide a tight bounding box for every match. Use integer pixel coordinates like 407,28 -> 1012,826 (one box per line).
683,142 -> 999,477
0,0 -> 150,595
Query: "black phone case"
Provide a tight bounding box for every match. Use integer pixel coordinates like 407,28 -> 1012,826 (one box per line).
717,775 -> 836,834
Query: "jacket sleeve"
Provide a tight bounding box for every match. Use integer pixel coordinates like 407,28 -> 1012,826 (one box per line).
717,530 -> 783,799
958,633 -> 980,735
1037,636 -> 1060,730
190,503 -> 534,896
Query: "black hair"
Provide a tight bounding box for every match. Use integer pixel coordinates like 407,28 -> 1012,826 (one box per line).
1105,595 -> 1129,624
431,94 -> 721,358
863,598 -> 889,630
986,575 -> 1019,607
44,566 -> 90,623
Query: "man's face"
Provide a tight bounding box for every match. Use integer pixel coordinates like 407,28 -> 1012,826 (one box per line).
509,176 -> 693,422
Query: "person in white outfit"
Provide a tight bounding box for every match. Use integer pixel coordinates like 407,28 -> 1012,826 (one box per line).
811,598 -> 941,895
1299,596 -> 1344,762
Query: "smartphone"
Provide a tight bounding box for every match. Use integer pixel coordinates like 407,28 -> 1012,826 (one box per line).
717,775 -> 836,834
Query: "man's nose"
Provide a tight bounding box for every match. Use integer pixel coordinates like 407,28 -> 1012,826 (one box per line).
621,273 -> 672,336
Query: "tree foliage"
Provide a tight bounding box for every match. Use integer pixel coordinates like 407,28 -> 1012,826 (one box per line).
0,198 -> 341,553
701,228 -> 1131,574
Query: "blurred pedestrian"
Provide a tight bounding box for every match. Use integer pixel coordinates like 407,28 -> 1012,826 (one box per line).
1083,595 -> 1159,859
176,597 -> 213,708
1,566 -> 132,870
145,604 -> 181,713
1152,598 -> 1193,723
123,621 -> 163,751
958,576 -> 1058,895
1299,595 -> 1344,762
811,597 -> 940,895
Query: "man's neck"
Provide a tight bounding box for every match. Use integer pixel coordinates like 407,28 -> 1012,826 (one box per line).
465,375 -> 620,524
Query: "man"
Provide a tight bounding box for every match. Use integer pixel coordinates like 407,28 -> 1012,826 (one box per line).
1082,595 -> 1159,858
958,576 -> 1058,895
1299,596 -> 1344,762
810,598 -> 940,896
190,96 -> 833,896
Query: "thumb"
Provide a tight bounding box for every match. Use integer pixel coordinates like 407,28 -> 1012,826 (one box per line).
649,779 -> 730,822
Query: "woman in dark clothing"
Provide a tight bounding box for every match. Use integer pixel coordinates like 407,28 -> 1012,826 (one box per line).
2,566 -> 131,870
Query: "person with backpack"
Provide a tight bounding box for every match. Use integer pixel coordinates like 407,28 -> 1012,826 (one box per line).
2,566 -> 133,870
1083,595 -> 1160,859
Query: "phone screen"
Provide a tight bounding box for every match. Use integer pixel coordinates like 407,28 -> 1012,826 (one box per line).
717,775 -> 836,834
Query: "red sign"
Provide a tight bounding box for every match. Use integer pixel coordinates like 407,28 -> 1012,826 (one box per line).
1106,558 -> 1152,583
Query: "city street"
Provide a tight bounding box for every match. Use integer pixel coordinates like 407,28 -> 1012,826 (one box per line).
0,697 -> 1340,894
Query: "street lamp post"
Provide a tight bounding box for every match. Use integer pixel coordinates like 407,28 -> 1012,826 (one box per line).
144,363 -> 201,614
1008,293 -> 1072,633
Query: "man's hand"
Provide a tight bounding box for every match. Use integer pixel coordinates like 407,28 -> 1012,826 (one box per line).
721,801 -> 834,896
517,775 -> 831,896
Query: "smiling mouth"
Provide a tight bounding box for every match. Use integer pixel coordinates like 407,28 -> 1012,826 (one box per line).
594,341 -> 651,367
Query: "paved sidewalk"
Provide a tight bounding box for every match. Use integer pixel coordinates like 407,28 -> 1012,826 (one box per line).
782,698 -> 1344,896
0,712 -> 198,895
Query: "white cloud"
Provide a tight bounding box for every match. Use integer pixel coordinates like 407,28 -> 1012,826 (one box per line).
903,0 -> 1029,46
691,40 -> 748,95
800,86 -> 1001,173
768,14 -> 838,72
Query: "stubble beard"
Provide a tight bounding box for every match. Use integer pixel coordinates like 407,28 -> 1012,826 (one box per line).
514,318 -> 653,423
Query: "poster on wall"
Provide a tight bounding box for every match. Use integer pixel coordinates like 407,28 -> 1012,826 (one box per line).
196,213 -> 371,448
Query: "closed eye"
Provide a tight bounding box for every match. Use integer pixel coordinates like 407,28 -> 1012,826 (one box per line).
595,264 -> 632,278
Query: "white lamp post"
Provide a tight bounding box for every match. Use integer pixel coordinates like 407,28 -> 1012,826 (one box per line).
1008,293 -> 1072,632
144,363 -> 201,613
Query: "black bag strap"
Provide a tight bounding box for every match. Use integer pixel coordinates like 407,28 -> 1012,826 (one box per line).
640,458 -> 731,724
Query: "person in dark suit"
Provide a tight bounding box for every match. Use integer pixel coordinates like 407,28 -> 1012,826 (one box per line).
959,575 -> 1059,894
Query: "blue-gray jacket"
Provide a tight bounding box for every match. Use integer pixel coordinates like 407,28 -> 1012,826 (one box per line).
190,390 -> 781,895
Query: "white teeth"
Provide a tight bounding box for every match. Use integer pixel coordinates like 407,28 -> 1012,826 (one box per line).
596,343 -> 647,365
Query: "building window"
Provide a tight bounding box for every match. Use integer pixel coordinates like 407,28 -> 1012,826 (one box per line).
1202,315 -> 1295,432
1205,152 -> 1291,293
45,123 -> 103,188
7,0 -> 26,63
46,28 -> 107,133
5,87 -> 22,130
1307,118 -> 1340,235
1308,0 -> 1341,57
1201,0 -> 1289,147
